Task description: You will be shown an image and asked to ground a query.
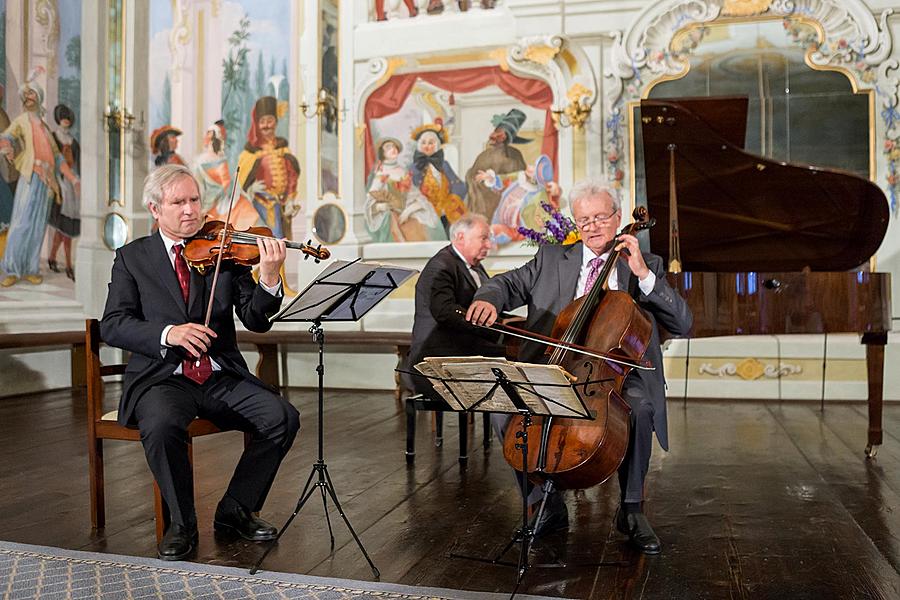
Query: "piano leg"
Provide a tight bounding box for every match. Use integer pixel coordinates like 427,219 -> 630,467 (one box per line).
862,332 -> 888,458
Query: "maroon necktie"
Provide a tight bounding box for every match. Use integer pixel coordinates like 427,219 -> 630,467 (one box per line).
172,244 -> 212,385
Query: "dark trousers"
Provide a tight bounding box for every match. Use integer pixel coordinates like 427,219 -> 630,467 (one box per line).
617,377 -> 654,504
492,375 -> 654,505
133,372 -> 300,528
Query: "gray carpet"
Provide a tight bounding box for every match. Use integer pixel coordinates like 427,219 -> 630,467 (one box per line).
0,540 -> 562,599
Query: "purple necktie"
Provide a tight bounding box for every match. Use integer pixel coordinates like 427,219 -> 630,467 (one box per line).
582,256 -> 605,295
172,244 -> 212,385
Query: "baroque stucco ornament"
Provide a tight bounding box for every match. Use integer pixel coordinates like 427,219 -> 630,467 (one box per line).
603,0 -> 899,208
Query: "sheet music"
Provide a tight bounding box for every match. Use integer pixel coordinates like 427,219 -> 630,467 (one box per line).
511,361 -> 586,417
414,356 -> 590,418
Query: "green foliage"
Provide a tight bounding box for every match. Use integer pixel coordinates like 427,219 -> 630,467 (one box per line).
65,35 -> 80,69
221,15 -> 252,168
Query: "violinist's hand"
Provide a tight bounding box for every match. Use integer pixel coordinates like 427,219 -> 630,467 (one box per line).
466,300 -> 499,327
166,323 -> 217,359
257,236 -> 287,288
615,233 -> 650,280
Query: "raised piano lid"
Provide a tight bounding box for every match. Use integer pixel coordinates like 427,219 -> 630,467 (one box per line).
640,96 -> 890,272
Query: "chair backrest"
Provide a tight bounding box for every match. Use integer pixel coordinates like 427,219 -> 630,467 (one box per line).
85,318 -> 126,425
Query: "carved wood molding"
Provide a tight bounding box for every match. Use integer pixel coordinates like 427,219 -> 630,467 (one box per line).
603,0 -> 898,207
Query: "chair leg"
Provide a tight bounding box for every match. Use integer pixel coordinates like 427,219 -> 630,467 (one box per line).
458,413 -> 469,466
405,397 -> 416,464
482,412 -> 492,449
88,439 -> 105,530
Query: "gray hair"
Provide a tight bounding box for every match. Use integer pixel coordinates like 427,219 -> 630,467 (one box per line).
142,164 -> 197,209
569,178 -> 621,213
449,213 -> 489,239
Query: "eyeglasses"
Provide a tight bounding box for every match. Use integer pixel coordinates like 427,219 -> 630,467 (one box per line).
575,209 -> 619,229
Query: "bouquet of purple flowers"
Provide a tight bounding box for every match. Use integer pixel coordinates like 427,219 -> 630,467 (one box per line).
517,201 -> 580,246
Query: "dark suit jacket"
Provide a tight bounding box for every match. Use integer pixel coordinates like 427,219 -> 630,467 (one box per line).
473,242 -> 692,450
406,245 -> 504,394
99,233 -> 283,426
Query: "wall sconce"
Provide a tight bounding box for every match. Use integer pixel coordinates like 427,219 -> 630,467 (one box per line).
550,84 -> 593,130
104,104 -> 142,131
299,88 -> 348,122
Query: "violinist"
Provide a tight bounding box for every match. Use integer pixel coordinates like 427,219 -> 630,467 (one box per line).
467,178 -> 692,554
100,165 -> 299,561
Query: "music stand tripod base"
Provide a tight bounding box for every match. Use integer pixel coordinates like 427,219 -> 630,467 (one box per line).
251,260 -> 415,578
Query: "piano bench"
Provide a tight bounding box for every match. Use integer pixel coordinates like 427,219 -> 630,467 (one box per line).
404,394 -> 492,467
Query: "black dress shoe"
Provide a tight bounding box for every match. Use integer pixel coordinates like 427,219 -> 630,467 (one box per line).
531,492 -> 569,537
158,523 -> 198,561
616,510 -> 661,554
214,503 -> 278,541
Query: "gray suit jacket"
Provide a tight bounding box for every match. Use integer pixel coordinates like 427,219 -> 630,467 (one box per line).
473,242 -> 692,450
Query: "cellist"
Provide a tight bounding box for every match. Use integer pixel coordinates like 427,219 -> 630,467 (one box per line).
467,178 -> 692,554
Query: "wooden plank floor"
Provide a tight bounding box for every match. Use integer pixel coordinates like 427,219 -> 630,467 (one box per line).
2,387 -> 900,599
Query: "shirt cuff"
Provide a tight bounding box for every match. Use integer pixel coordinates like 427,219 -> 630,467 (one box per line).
638,271 -> 656,296
260,279 -> 284,297
160,324 -> 174,357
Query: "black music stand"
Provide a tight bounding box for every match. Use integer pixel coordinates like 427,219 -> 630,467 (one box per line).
409,358 -> 595,598
250,259 -> 416,578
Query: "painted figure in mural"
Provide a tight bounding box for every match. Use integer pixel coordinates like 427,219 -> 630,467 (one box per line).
238,96 -> 300,295
374,0 -> 418,20
100,165 -> 298,562
364,137 -> 442,242
475,154 -> 560,245
408,120 -> 466,237
192,120 -> 261,231
0,71 -> 80,287
151,126 -> 187,168
426,0 -> 495,14
237,96 -> 300,241
465,108 -> 529,220
47,104 -> 81,282
0,85 -> 16,242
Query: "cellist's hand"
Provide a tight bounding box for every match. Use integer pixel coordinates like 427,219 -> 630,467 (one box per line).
466,300 -> 499,327
257,236 -> 287,288
615,234 -> 650,280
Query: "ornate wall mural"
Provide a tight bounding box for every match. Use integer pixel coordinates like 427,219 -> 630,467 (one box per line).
0,0 -> 81,297
149,0 -> 299,250
356,35 -> 596,245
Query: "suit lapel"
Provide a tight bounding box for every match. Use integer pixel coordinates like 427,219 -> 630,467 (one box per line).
559,242 -> 582,301
150,235 -> 189,319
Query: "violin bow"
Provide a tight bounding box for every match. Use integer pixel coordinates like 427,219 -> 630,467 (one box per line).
197,166 -> 241,364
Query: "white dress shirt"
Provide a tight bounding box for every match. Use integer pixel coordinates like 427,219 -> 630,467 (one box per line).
451,245 -> 481,288
575,244 -> 656,299
158,231 -> 283,372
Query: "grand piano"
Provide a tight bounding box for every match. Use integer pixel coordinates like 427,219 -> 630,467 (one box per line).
640,96 -> 892,456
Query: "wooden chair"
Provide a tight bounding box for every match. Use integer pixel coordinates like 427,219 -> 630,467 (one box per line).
85,318 -> 235,543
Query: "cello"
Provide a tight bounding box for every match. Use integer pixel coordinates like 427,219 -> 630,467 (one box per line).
502,207 -> 656,490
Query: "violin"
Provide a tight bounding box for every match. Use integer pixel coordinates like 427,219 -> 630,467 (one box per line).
183,220 -> 330,273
